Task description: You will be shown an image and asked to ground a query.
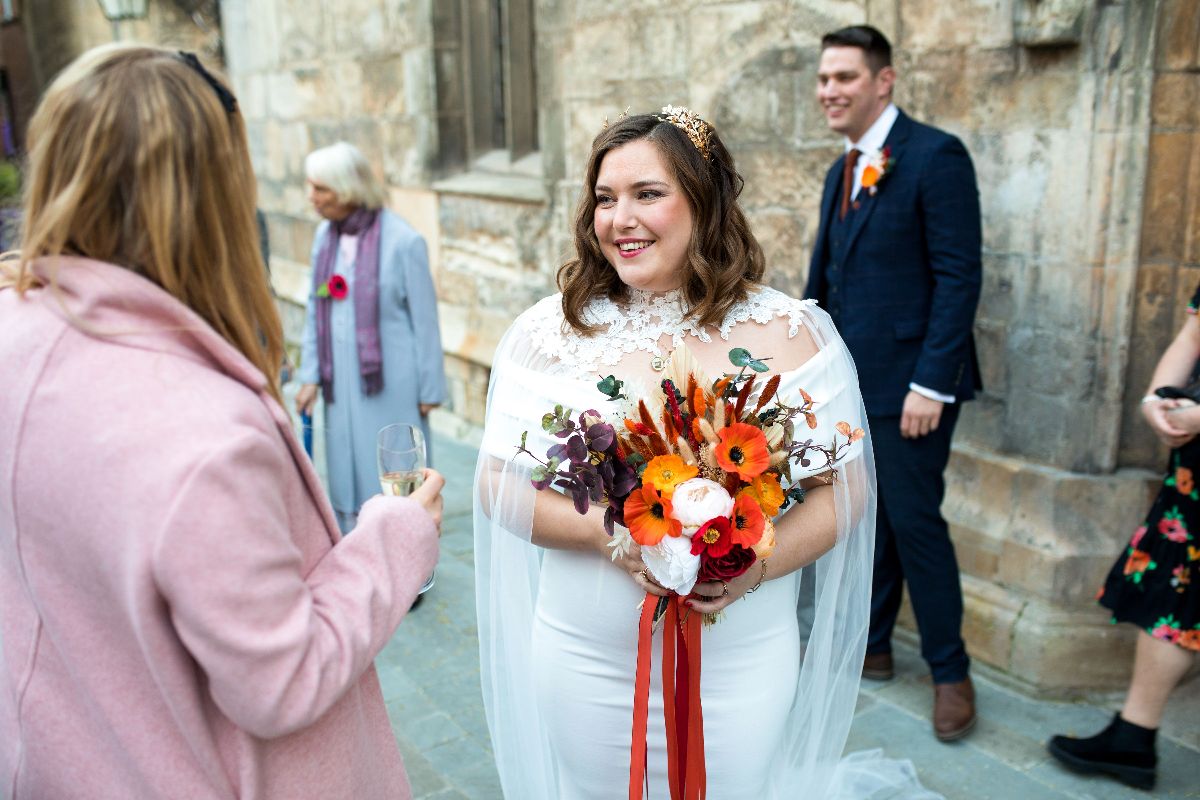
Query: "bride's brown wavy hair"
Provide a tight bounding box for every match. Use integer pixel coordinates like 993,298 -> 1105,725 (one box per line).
557,112 -> 765,334
0,43 -> 284,403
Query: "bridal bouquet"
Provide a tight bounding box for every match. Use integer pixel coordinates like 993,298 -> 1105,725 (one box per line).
516,344 -> 863,598
515,343 -> 865,798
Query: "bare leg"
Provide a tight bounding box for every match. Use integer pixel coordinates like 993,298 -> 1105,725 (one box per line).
1121,631 -> 1196,729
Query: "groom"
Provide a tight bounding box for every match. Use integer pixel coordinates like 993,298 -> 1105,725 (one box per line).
804,25 -> 982,741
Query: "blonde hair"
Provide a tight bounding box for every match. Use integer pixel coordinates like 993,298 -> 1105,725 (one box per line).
0,43 -> 284,403
304,141 -> 388,210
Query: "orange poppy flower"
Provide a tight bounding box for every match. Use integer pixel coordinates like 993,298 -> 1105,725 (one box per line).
731,493 -> 765,548
624,483 -> 682,546
715,422 -> 770,480
642,454 -> 698,498
739,473 -> 785,517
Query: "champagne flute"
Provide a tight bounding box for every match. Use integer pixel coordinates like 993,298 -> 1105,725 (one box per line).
377,423 -> 435,594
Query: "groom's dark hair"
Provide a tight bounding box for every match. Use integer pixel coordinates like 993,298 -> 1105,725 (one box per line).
821,25 -> 892,74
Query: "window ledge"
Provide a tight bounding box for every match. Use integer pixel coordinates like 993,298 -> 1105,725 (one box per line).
432,151 -> 546,205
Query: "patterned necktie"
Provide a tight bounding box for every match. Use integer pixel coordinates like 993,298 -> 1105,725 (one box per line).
840,148 -> 861,221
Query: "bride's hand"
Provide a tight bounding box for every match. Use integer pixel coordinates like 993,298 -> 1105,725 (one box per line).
687,566 -> 761,614
610,541 -> 671,597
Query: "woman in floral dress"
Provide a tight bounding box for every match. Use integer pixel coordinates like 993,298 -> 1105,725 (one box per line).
1047,284 -> 1200,791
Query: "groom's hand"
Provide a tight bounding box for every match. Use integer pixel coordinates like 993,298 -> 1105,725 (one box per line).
900,391 -> 943,439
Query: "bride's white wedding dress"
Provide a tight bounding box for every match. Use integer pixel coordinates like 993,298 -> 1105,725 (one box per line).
475,286 -> 942,799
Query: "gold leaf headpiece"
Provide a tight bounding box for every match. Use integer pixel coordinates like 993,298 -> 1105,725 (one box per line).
601,107 -> 630,129
657,104 -> 711,161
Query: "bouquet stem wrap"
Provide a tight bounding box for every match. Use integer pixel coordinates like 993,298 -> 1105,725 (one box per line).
630,594 -> 705,800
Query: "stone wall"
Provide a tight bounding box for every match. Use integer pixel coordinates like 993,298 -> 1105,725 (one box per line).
1120,0 -> 1200,470
219,0 -> 1178,691
21,0 -> 216,90
0,1 -> 219,154
939,0 -> 1196,694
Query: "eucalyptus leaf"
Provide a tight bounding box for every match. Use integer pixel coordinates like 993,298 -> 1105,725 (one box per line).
586,423 -> 615,452
728,347 -> 752,367
749,359 -> 770,373
566,434 -> 588,462
596,374 -> 625,400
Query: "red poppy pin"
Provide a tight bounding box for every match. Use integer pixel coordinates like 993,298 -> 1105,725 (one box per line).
317,274 -> 348,300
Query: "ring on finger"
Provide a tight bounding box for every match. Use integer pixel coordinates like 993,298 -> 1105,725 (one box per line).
720,580 -> 729,597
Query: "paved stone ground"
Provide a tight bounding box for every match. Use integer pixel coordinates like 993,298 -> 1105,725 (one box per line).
313,418 -> 1200,800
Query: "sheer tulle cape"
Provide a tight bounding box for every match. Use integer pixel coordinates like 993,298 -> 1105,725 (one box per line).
473,291 -> 942,799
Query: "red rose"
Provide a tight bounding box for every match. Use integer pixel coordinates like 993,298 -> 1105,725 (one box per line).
328,274 -> 349,300
697,543 -> 756,583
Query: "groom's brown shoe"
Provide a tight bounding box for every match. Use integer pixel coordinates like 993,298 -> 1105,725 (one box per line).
862,652 -> 894,681
933,676 -> 976,742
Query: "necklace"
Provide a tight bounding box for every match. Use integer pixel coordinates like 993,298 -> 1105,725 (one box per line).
625,288 -> 684,374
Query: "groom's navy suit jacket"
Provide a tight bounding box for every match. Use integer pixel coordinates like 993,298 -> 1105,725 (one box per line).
804,110 -> 982,417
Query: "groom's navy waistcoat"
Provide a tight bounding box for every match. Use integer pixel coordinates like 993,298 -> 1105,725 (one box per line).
804,110 -> 983,417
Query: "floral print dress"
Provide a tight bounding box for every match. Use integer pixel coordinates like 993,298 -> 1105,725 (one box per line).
1098,286 -> 1200,652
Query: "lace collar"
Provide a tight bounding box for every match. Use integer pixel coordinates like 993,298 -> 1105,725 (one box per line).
520,285 -> 816,379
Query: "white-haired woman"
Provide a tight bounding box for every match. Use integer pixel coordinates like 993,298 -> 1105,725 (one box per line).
296,142 -> 447,533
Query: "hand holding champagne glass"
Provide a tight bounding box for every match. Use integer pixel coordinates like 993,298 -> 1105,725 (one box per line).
378,423 -> 437,594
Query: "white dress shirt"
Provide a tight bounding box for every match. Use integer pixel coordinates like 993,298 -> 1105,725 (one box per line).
845,103 -> 954,405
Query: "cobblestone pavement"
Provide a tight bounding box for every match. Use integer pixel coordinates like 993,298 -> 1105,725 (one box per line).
364,431 -> 1200,800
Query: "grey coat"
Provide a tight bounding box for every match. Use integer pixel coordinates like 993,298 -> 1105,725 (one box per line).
299,209 -> 446,517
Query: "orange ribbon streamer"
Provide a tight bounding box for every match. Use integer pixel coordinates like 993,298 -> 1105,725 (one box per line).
629,594 -> 706,800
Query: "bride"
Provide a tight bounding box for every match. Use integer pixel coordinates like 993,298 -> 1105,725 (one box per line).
474,107 -> 940,799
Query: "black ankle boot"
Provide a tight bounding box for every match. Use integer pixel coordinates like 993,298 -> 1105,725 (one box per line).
1047,713 -> 1158,790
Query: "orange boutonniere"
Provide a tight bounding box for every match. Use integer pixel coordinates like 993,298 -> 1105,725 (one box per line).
860,146 -> 893,196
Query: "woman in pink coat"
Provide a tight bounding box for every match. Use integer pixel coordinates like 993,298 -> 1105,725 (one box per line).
0,44 -> 443,799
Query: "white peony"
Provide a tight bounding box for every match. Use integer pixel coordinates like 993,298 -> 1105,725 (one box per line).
670,477 -> 734,536
641,534 -> 701,596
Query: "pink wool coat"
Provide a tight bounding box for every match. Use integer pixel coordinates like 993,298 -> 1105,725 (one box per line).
0,257 -> 438,799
